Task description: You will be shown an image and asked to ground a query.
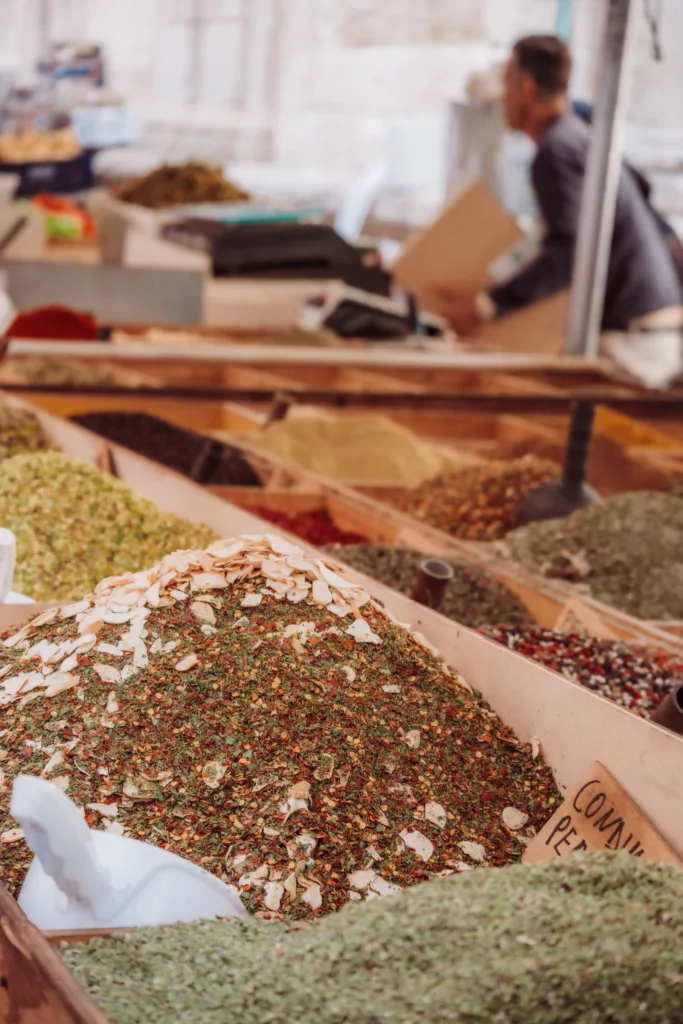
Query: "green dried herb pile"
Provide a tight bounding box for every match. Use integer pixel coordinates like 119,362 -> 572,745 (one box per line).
507,491 -> 683,621
0,397 -> 49,462
0,452 -> 216,601
62,854 -> 683,1024
0,534 -> 559,916
328,544 -> 533,629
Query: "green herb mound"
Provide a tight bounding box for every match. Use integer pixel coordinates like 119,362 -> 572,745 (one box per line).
63,854 -> 683,1024
0,452 -> 216,601
508,492 -> 683,620
332,544 -> 533,629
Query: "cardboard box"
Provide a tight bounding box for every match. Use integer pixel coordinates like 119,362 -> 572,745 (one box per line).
392,181 -> 567,354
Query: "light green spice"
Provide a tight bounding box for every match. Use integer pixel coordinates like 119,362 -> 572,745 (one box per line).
508,492 -> 683,620
0,452 -> 216,601
0,398 -> 49,462
62,854 -> 683,1024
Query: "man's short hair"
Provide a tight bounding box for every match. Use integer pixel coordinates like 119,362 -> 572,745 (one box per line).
512,35 -> 572,99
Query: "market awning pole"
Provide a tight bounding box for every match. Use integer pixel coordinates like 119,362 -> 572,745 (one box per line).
519,0 -> 637,525
565,0 -> 637,358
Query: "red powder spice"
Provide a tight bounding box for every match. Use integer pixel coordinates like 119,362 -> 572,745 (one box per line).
245,505 -> 368,546
5,305 -> 100,341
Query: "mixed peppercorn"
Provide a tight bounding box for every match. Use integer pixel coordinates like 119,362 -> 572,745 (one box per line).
0,535 -> 560,917
482,625 -> 682,717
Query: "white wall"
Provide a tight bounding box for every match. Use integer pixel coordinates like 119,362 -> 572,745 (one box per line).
0,0 -> 682,213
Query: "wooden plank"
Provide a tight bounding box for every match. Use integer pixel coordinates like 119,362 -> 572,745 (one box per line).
0,884 -> 109,1024
4,337 -> 610,374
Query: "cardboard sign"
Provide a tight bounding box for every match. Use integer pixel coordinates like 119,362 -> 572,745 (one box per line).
393,181 -> 522,298
524,762 -> 683,868
554,599 -> 620,640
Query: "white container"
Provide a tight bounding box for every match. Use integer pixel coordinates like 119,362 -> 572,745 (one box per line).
12,775 -> 247,931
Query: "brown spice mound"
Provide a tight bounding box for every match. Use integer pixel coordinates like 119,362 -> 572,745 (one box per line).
388,455 -> 558,541
118,162 -> 249,209
0,536 -> 559,918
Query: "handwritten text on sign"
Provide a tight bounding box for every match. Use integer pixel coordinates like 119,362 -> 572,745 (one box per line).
523,762 -> 682,867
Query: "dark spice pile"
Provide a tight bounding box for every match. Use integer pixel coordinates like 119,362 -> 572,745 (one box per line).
246,506 -> 369,546
71,411 -> 262,487
63,855 -> 683,1024
118,163 -> 249,209
388,455 -> 558,540
507,492 -> 683,621
482,626 -> 682,717
0,535 -> 559,917
331,545 -> 532,629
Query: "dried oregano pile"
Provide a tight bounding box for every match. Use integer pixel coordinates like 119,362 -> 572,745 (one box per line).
62,855 -> 683,1024
0,452 -> 216,602
0,397 -> 49,463
0,535 -> 559,915
329,545 -> 532,629
507,492 -> 683,621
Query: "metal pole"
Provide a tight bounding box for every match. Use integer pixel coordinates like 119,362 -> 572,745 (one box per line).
564,0 -> 637,356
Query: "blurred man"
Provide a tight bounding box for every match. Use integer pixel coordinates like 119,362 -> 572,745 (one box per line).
437,35 -> 683,387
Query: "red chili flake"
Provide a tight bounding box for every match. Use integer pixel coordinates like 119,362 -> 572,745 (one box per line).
245,506 -> 369,546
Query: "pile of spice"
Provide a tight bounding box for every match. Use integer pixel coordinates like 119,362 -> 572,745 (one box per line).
245,506 -> 369,546
496,434 -> 677,498
117,163 -> 249,209
252,413 -> 445,485
4,305 -> 100,341
482,626 -> 681,717
0,452 -> 215,601
0,534 -> 559,914
2,358 -> 117,387
71,411 -> 263,487
331,545 -> 532,629
594,406 -> 681,449
507,492 -> 683,621
0,397 -> 49,463
62,855 -> 683,1024
389,456 -> 558,540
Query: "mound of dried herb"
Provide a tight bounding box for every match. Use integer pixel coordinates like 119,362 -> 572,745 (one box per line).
0,398 -> 49,463
0,535 -> 559,916
5,358 -> 118,387
0,452 -> 216,602
483,626 -> 681,717
63,855 -> 683,1024
388,456 -> 558,540
507,492 -> 683,621
330,545 -> 532,629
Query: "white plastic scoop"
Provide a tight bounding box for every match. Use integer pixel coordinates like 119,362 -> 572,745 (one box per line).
11,775 -> 247,930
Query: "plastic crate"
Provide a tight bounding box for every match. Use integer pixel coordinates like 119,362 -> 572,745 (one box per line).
0,150 -> 95,199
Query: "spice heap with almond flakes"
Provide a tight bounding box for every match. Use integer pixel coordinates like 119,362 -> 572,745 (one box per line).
0,535 -> 560,918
